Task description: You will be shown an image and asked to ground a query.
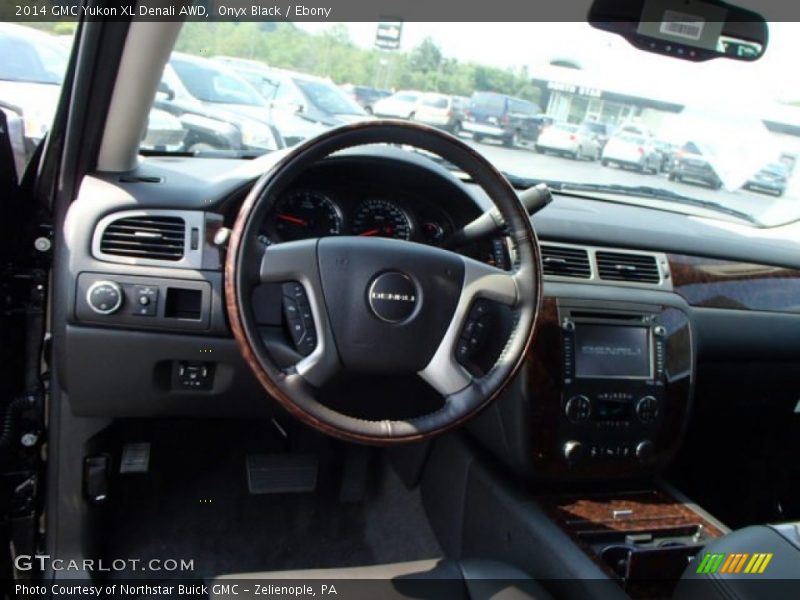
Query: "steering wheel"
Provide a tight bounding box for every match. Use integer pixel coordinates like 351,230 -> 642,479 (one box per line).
225,121 -> 541,444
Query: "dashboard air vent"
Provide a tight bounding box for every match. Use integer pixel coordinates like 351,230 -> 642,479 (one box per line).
100,215 -> 186,261
596,251 -> 660,284
540,244 -> 591,279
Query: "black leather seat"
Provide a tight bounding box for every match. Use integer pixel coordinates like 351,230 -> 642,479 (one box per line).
213,559 -> 553,599
675,522 -> 800,599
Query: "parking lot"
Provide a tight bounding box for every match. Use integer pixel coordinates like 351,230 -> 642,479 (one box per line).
463,138 -> 798,224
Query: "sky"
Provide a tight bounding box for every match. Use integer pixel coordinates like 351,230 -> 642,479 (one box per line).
297,22 -> 800,112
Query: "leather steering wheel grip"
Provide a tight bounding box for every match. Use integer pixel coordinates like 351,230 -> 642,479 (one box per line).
224,120 -> 542,444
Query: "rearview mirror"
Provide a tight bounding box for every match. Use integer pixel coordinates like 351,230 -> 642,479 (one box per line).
588,0 -> 768,61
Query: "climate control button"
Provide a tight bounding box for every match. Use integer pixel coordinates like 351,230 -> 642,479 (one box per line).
565,395 -> 592,423
563,440 -> 584,465
636,440 -> 655,462
86,281 -> 123,315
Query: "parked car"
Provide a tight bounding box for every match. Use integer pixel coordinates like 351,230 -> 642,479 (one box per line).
601,133 -> 662,173
669,142 -> 723,189
157,54 -> 290,152
462,91 -> 541,147
535,122 -> 601,160
581,120 -> 613,149
743,162 -> 789,196
653,139 -> 679,172
238,67 -> 370,129
531,114 -> 555,140
0,23 -> 187,161
411,93 -> 464,134
341,84 -> 391,114
372,90 -> 423,119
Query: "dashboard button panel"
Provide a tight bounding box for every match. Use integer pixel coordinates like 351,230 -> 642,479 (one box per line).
75,273 -> 212,331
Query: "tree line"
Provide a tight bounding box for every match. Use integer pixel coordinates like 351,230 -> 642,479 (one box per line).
27,21 -> 543,105
175,22 -> 543,104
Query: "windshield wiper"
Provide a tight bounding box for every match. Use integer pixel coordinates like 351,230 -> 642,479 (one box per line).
503,175 -> 761,226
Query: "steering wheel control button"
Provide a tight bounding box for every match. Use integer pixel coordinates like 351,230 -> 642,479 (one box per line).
282,282 -> 317,357
457,300 -> 492,366
367,272 -> 418,323
86,281 -> 123,315
635,396 -> 660,424
565,395 -> 592,423
131,285 -> 158,316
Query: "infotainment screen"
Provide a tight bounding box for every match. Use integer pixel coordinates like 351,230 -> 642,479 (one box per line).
574,325 -> 651,379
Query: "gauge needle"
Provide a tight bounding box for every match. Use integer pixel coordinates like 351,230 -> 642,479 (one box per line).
277,214 -> 308,226
359,229 -> 380,237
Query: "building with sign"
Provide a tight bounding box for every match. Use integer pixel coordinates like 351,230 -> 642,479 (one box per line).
532,63 -> 684,130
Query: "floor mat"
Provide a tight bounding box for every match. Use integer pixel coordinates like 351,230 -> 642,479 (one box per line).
97,420 -> 442,579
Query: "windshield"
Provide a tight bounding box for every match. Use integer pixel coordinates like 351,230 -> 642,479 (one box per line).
470,93 -> 506,114
294,78 -> 365,115
423,95 -> 449,109
144,21 -> 800,227
9,19 -> 800,227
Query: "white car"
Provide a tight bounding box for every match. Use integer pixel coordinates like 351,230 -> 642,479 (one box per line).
372,90 -> 422,119
0,23 -> 185,161
535,122 -> 600,160
411,93 -> 463,134
601,133 -> 662,173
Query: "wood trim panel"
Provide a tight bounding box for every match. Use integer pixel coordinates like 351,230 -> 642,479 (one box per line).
537,489 -> 724,538
669,254 -> 800,313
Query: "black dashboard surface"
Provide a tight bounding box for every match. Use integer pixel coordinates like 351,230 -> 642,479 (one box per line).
87,148 -> 800,270
55,146 -> 800,422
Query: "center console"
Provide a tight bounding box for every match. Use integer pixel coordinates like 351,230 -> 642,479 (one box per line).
527,297 -> 694,479
535,484 -> 728,597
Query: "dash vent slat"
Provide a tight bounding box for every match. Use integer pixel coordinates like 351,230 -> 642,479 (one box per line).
100,216 -> 186,261
596,251 -> 660,284
541,244 -> 591,279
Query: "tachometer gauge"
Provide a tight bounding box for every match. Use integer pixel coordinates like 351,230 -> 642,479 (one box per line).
271,191 -> 342,241
352,199 -> 412,240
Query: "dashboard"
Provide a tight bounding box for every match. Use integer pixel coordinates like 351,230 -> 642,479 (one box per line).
54,145 -> 800,480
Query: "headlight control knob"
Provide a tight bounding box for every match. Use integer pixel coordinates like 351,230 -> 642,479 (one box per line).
86,281 -> 123,315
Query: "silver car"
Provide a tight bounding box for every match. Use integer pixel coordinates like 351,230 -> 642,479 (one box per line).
535,122 -> 600,160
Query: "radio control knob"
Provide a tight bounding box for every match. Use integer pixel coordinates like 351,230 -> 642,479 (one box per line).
86,281 -> 123,315
635,440 -> 654,462
563,440 -> 584,464
635,396 -> 659,424
654,325 -> 666,337
562,319 -> 575,332
565,395 -> 592,423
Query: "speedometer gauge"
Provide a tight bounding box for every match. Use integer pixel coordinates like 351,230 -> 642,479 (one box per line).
352,199 -> 412,240
271,191 -> 342,241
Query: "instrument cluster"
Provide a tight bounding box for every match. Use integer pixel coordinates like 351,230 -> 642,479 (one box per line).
261,188 -> 452,246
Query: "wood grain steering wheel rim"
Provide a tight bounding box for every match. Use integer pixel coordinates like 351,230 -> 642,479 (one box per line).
225,120 -> 542,445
